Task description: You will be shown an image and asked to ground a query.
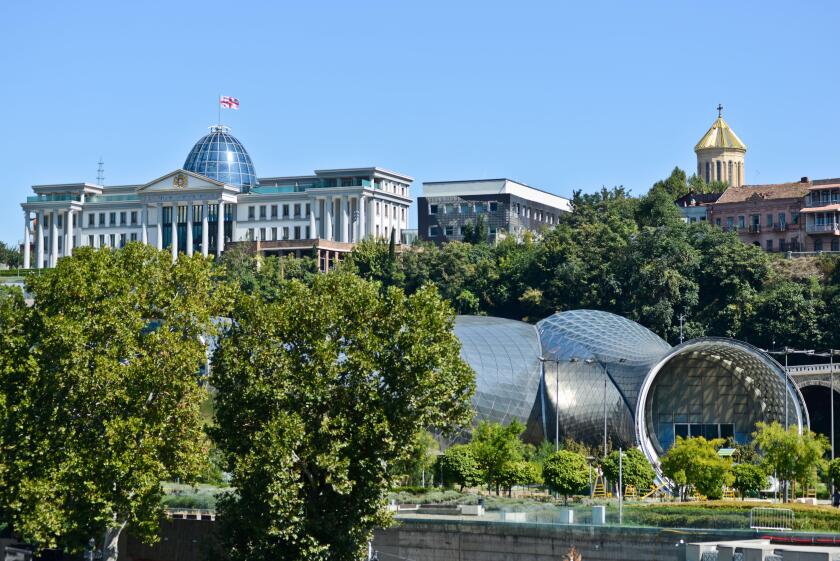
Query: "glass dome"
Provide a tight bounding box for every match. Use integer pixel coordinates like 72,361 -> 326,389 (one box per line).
183,126 -> 258,192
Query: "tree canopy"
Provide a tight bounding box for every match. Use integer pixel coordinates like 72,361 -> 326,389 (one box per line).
0,244 -> 228,560
210,272 -> 475,561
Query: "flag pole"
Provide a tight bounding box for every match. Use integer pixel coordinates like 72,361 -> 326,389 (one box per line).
217,95 -> 221,126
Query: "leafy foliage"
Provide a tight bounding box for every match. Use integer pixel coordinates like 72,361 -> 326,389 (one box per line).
541,450 -> 589,503
210,272 -> 475,561
601,448 -> 655,492
468,420 -> 528,494
753,422 -> 828,496
0,244 -> 228,559
437,445 -> 481,491
731,463 -> 768,499
660,437 -> 733,500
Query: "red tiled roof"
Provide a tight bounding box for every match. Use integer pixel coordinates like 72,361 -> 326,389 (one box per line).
715,181 -> 811,204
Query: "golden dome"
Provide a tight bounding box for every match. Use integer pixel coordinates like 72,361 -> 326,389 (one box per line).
695,116 -> 746,152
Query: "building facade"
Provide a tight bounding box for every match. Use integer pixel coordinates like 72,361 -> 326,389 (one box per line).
708,179 -> 809,253
802,178 -> 840,251
675,192 -> 721,224
418,178 -> 571,244
21,126 -> 412,270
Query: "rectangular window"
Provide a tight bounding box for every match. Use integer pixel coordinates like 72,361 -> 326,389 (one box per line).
444,203 -> 454,214
247,228 -> 254,241
792,212 -> 800,225
489,202 -> 498,212
305,226 -> 310,238
738,216 -> 745,229
120,233 -> 127,247
88,213 -> 95,227
305,203 -> 311,216
259,205 -> 266,219
99,213 -> 106,226
88,235 -> 95,247
282,227 -> 289,240
428,225 -> 440,237
271,227 -> 277,241
715,218 -> 721,226
120,212 -> 127,225
444,225 -> 454,236
271,205 -> 278,219
766,239 -> 773,251
109,234 -> 116,247
130,233 -> 137,242
778,213 -> 786,227
475,202 -> 485,213
294,204 -> 301,218
429,204 -> 438,215
766,214 -> 773,227
130,211 -> 138,225
260,227 -> 266,241
110,212 -> 116,226
99,234 -> 105,248
294,226 -> 301,239
720,424 -> 734,440
460,203 -> 469,214
282,205 -> 290,218
248,206 -> 255,220
674,424 -> 689,440
489,227 -> 497,236
726,217 -> 734,230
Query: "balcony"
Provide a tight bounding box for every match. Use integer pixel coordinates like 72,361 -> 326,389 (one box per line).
805,196 -> 840,208
26,194 -> 82,203
774,223 -> 788,232
806,223 -> 840,234
747,224 -> 761,234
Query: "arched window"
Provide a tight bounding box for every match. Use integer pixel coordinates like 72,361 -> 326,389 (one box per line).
705,161 -> 711,183
698,162 -> 702,178
728,161 -> 733,184
716,161 -> 722,182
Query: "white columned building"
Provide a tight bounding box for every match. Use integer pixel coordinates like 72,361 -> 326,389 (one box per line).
20,126 -> 413,271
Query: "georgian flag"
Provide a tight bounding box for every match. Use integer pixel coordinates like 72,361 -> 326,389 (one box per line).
220,96 -> 240,110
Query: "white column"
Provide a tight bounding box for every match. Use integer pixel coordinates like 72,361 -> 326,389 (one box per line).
366,197 -> 374,238
216,200 -> 225,257
22,211 -> 31,269
309,199 -> 317,240
155,203 -> 163,250
358,196 -> 366,241
36,209 -> 44,269
170,204 -> 178,262
324,198 -> 334,241
141,205 -> 148,245
341,196 -> 349,242
65,210 -> 74,257
201,201 -> 209,256
50,210 -> 58,267
186,202 -> 194,256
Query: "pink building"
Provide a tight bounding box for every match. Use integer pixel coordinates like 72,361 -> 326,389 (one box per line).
708,179 -> 809,253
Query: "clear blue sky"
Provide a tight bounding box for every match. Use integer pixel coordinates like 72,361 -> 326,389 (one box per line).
2,1 -> 839,245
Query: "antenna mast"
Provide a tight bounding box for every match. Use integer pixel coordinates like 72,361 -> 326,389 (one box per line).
96,157 -> 105,186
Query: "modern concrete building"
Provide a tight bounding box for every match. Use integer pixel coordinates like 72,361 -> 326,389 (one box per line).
695,107 -> 746,187
418,179 -> 571,244
20,125 -> 412,270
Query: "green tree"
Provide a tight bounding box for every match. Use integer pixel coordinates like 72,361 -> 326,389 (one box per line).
462,215 -> 489,245
731,463 -> 767,499
660,437 -> 732,500
437,444 -> 481,491
828,458 -> 840,488
469,420 -> 527,494
753,422 -> 828,501
0,241 -> 22,268
0,244 -> 227,561
601,448 -> 655,494
210,273 -> 475,561
391,430 -> 439,487
649,167 -> 690,200
496,461 -> 542,496
542,450 -> 589,504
